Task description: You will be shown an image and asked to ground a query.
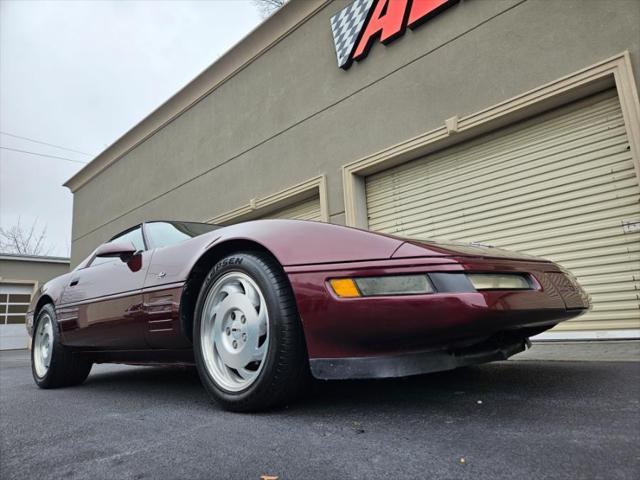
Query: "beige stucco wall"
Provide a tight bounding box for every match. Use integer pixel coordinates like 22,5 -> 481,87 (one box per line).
0,257 -> 70,287
69,0 -> 640,265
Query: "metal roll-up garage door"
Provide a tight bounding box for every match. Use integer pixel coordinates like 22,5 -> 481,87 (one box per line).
262,196 -> 322,222
365,90 -> 640,333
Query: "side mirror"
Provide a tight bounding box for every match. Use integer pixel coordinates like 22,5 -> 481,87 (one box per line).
95,241 -> 137,262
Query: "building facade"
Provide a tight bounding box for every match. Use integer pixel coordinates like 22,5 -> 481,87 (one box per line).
65,0 -> 640,338
0,254 -> 70,349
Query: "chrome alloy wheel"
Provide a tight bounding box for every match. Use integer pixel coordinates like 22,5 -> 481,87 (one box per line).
34,313 -> 54,378
200,272 -> 270,392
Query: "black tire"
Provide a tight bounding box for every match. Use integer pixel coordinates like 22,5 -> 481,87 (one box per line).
193,252 -> 309,412
31,304 -> 92,388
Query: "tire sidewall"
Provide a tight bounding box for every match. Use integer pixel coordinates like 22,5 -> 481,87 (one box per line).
193,253 -> 288,405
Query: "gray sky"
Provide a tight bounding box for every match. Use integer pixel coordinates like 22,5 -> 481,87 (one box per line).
0,0 -> 263,257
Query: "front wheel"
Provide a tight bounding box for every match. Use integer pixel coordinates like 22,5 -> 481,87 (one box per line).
31,304 -> 92,388
193,252 -> 309,411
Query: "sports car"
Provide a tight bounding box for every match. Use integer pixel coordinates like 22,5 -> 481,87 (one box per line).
26,219 -> 589,411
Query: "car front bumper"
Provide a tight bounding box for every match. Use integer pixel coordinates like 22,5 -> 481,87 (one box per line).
285,256 -> 589,375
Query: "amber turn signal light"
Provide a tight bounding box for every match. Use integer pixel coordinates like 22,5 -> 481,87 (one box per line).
329,278 -> 361,298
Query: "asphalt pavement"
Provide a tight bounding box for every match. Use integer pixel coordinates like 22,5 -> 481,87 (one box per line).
1,348 -> 639,480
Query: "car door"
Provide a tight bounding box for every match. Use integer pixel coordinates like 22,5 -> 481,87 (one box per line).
57,226 -> 152,348
140,221 -> 212,349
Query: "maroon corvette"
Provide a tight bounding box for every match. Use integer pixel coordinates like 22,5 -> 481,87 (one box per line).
26,219 -> 589,411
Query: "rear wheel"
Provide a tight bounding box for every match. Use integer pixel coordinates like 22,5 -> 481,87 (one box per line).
193,252 -> 309,411
31,304 -> 92,388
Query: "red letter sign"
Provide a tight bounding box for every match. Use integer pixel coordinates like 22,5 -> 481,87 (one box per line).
352,0 -> 410,62
408,0 -> 455,29
329,0 -> 458,69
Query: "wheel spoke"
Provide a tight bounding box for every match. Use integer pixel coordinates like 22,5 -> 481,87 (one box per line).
250,342 -> 266,363
220,283 -> 242,298
239,278 -> 260,309
257,305 -> 268,336
214,345 -> 237,384
236,367 -> 257,382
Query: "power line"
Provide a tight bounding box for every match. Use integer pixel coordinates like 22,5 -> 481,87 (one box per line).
0,131 -> 94,156
0,146 -> 89,165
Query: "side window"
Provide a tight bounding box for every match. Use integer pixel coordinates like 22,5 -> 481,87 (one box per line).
90,256 -> 117,267
114,228 -> 145,251
89,227 -> 145,267
145,222 -> 191,249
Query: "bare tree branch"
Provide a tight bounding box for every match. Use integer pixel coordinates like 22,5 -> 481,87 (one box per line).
33,225 -> 47,255
252,0 -> 288,18
25,218 -> 36,252
0,217 -> 52,256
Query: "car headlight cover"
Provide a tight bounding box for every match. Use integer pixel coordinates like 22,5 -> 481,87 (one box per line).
330,275 -> 434,297
467,273 -> 531,290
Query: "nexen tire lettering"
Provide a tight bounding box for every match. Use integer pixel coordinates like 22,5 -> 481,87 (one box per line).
215,257 -> 243,272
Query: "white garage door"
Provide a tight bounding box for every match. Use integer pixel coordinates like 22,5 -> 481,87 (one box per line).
0,283 -> 33,350
365,90 -> 640,333
261,196 -> 322,222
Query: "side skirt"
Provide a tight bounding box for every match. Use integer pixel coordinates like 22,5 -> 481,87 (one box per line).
80,348 -> 195,366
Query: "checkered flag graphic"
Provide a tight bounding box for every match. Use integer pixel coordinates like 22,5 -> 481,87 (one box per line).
330,0 -> 375,69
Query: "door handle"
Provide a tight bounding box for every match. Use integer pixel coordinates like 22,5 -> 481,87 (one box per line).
69,278 -> 79,287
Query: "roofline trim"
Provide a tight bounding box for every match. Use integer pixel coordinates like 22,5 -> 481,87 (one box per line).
0,254 -> 71,264
63,0 -> 332,193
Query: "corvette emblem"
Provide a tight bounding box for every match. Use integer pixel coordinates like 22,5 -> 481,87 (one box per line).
330,0 -> 457,69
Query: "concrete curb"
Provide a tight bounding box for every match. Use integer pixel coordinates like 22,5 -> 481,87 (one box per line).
512,340 -> 640,362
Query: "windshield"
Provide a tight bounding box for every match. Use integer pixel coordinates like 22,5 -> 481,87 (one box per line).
145,221 -> 219,249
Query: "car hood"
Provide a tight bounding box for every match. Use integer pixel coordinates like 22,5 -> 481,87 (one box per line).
392,237 -> 548,262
